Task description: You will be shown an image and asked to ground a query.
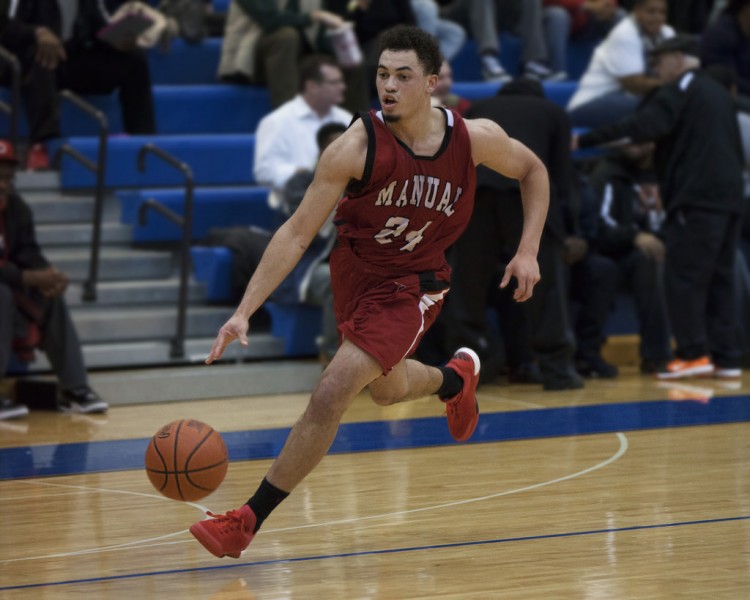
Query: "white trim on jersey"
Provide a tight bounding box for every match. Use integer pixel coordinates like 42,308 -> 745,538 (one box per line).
400,289 -> 449,362
375,107 -> 454,127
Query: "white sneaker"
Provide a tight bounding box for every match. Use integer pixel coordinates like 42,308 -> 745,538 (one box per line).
481,54 -> 512,83
0,397 -> 29,420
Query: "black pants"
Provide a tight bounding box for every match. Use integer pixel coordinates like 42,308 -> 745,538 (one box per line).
444,186 -> 578,382
663,206 -> 742,368
0,283 -> 88,390
569,252 -> 619,361
0,40 -> 155,141
612,248 -> 672,362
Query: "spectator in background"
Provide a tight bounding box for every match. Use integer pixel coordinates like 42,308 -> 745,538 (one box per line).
218,0 -> 350,109
272,122 -> 348,365
543,0 -> 626,77
326,0 -> 417,108
587,143 -> 673,373
253,54 -> 352,197
445,77 -> 584,390
439,0 -> 564,81
411,0 -> 467,62
701,0 -> 750,111
431,58 -> 472,113
0,140 -> 107,421
0,0 -> 156,170
576,35 -> 745,380
567,0 -> 673,127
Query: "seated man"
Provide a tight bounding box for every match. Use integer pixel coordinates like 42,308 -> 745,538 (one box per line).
0,140 -> 107,420
0,0 -> 156,170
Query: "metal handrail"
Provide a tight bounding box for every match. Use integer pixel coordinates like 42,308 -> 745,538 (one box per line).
56,90 -> 109,302
0,46 -> 21,148
137,143 -> 195,359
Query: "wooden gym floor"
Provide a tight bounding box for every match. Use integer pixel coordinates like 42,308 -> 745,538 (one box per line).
1,364 -> 749,599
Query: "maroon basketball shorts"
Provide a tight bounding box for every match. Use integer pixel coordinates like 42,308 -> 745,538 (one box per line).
330,244 -> 450,374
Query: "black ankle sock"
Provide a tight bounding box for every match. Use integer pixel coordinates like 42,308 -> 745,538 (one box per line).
246,477 -> 290,533
437,366 -> 463,400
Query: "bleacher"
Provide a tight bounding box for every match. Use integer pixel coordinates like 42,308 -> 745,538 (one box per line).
4,22 -> 635,381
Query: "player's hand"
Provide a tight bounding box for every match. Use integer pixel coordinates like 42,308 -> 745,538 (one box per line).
205,313 -> 250,364
35,27 -> 66,69
500,253 -> 540,302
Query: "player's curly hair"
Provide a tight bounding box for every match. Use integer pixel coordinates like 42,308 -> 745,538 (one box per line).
378,25 -> 442,76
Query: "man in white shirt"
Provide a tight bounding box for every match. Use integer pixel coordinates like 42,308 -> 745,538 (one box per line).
567,0 -> 674,127
253,54 -> 353,195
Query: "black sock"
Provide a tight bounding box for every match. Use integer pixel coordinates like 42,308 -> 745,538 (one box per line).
246,477 -> 290,533
437,366 -> 463,400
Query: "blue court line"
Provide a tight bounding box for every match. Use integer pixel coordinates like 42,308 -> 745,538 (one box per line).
2,515 -> 748,591
1,394 -> 750,481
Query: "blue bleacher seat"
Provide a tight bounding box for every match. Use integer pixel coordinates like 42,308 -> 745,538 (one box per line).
265,302 -> 321,356
154,85 -> 271,134
0,85 -> 270,137
117,186 -> 275,242
190,247 -> 322,355
148,39 -> 222,85
59,133 -> 256,188
191,246 -> 234,300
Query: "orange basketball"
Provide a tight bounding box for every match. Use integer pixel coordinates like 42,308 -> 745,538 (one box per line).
145,419 -> 228,502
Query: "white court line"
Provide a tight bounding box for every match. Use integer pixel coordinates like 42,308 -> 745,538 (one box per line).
0,433 -> 628,564
0,490 -> 98,502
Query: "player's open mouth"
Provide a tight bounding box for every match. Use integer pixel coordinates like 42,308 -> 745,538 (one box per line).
382,96 -> 397,107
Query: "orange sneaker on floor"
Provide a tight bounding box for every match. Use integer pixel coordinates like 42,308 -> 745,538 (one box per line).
444,347 -> 480,442
655,356 -> 714,380
25,143 -> 50,171
189,504 -> 257,558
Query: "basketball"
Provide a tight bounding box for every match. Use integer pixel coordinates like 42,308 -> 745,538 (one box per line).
144,419 -> 228,502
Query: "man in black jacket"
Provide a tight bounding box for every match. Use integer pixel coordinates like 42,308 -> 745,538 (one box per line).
0,140 -> 107,420
578,34 -> 746,380
0,0 -> 156,170
443,77 -> 601,390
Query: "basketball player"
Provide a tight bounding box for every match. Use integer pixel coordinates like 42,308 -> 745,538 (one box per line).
189,25 -> 550,559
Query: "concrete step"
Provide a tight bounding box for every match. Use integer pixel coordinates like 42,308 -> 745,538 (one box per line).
44,247 -> 175,281
24,191 -> 121,224
36,221 -> 132,246
64,278 -> 207,307
21,334 -> 288,374
15,170 -> 60,192
88,359 -> 323,405
70,305 -> 233,343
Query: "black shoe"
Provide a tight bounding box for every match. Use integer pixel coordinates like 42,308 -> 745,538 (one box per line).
0,396 -> 29,420
59,386 -> 108,414
542,372 -> 585,391
508,361 -> 544,384
576,356 -> 619,379
640,359 -> 669,374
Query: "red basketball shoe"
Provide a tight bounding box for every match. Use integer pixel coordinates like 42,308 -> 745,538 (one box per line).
190,504 -> 257,558
444,347 -> 480,442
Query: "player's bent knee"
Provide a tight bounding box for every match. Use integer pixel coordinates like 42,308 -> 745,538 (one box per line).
369,385 -> 407,406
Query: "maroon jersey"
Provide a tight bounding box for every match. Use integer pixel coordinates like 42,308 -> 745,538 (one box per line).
334,107 -> 476,275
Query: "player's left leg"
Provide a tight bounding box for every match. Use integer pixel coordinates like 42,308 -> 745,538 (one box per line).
368,348 -> 481,442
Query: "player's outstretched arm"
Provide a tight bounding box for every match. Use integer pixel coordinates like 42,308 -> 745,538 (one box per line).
466,118 -> 549,302
206,122 -> 368,363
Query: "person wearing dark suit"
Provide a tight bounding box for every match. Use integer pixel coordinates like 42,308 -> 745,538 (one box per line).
0,0 -> 156,169
443,77 -> 593,390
